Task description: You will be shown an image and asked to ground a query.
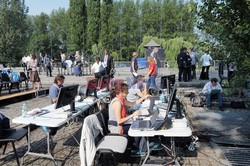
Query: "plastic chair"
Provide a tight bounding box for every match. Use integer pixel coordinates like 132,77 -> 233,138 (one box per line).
81,111 -> 128,165
19,72 -> 29,90
0,128 -> 28,166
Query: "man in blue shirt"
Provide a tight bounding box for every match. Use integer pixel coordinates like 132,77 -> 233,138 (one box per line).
49,74 -> 65,104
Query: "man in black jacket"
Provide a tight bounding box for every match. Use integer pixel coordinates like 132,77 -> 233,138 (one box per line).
177,47 -> 187,82
102,48 -> 114,77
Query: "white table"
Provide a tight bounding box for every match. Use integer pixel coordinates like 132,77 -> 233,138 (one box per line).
129,111 -> 192,165
12,90 -> 109,166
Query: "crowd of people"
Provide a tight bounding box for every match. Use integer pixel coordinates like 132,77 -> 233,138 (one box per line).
177,47 -> 213,82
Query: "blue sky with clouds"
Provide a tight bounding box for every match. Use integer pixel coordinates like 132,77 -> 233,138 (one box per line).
25,0 -> 69,15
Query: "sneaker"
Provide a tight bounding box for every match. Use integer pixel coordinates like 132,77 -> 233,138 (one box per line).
150,142 -> 164,151
219,106 -> 224,111
130,150 -> 146,157
205,105 -> 211,111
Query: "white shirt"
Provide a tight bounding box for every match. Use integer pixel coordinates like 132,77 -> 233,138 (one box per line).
202,82 -> 222,94
91,62 -> 104,73
103,55 -> 108,68
200,54 -> 212,66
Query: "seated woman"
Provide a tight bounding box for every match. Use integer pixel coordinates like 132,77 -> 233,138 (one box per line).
108,83 -> 149,156
126,75 -> 147,113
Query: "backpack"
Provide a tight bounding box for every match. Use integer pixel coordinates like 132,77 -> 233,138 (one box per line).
191,95 -> 204,107
0,113 -> 10,138
11,72 -> 20,82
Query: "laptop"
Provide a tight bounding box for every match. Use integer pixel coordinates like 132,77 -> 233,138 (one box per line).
211,89 -> 221,95
131,109 -> 159,130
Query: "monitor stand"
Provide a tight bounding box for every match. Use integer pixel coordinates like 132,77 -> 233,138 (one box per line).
70,101 -> 76,113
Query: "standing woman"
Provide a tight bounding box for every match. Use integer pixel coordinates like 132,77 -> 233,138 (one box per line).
146,56 -> 158,90
28,53 -> 40,90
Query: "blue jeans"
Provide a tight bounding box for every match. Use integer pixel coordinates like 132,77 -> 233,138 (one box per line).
147,75 -> 158,90
206,93 -> 223,107
131,72 -> 137,87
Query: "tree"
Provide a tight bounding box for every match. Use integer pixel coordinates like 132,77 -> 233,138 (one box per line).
0,0 -> 28,64
100,0 -> 114,50
198,0 -> 250,77
49,8 -> 69,56
86,0 -> 100,52
28,13 -> 50,54
68,0 -> 87,53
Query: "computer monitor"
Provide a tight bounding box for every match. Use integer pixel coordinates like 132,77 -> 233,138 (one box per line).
161,75 -> 175,94
86,78 -> 98,98
55,84 -> 79,112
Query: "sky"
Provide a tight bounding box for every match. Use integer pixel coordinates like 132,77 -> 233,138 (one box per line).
25,0 -> 69,16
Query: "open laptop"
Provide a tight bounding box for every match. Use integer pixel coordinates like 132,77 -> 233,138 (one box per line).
131,109 -> 159,130
211,89 -> 221,95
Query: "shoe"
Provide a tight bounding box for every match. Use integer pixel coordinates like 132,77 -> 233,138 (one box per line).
149,142 -> 164,151
219,106 -> 224,111
130,150 -> 146,157
205,105 -> 211,111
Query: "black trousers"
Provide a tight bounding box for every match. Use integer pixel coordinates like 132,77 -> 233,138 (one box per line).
178,67 -> 184,81
200,66 -> 210,80
46,65 -> 52,76
184,66 -> 191,81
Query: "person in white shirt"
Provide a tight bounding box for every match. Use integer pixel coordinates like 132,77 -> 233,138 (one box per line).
91,57 -> 105,87
202,78 -> 223,111
200,52 -> 213,80
190,48 -> 198,79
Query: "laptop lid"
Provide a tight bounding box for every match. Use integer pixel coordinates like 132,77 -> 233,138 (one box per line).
148,96 -> 160,115
149,109 -> 159,127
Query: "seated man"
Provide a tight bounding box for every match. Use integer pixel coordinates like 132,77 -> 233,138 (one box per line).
202,78 -> 223,111
41,74 -> 65,135
126,75 -> 147,113
49,74 -> 65,104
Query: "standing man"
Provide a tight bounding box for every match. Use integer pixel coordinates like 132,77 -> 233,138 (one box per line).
177,47 -> 187,82
102,48 -> 114,77
184,51 -> 192,82
190,48 -> 199,79
131,52 -> 139,86
200,51 -> 213,80
44,53 -> 52,77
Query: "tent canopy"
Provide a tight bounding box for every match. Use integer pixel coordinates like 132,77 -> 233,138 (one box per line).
144,40 -> 161,48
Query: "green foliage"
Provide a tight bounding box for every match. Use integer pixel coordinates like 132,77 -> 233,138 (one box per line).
28,13 -> 50,54
111,51 -> 119,61
198,0 -> 250,73
86,0 -> 100,51
100,0 -> 114,50
0,0 -> 28,64
49,8 -> 69,56
68,0 -> 87,52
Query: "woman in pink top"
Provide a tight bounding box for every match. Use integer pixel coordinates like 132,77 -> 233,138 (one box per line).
28,53 -> 40,90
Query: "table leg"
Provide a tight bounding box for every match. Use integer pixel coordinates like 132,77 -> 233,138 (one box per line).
142,137 -> 151,165
21,126 -> 58,166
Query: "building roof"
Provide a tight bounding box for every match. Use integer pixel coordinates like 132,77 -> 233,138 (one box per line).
144,40 -> 161,48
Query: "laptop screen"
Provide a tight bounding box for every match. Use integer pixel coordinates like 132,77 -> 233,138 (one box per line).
165,84 -> 177,117
148,96 -> 160,115
150,109 -> 159,126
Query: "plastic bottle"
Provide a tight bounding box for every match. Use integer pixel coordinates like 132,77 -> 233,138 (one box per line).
22,103 -> 28,117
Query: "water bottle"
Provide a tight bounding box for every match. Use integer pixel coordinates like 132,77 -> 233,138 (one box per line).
160,93 -> 166,103
22,103 -> 28,117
